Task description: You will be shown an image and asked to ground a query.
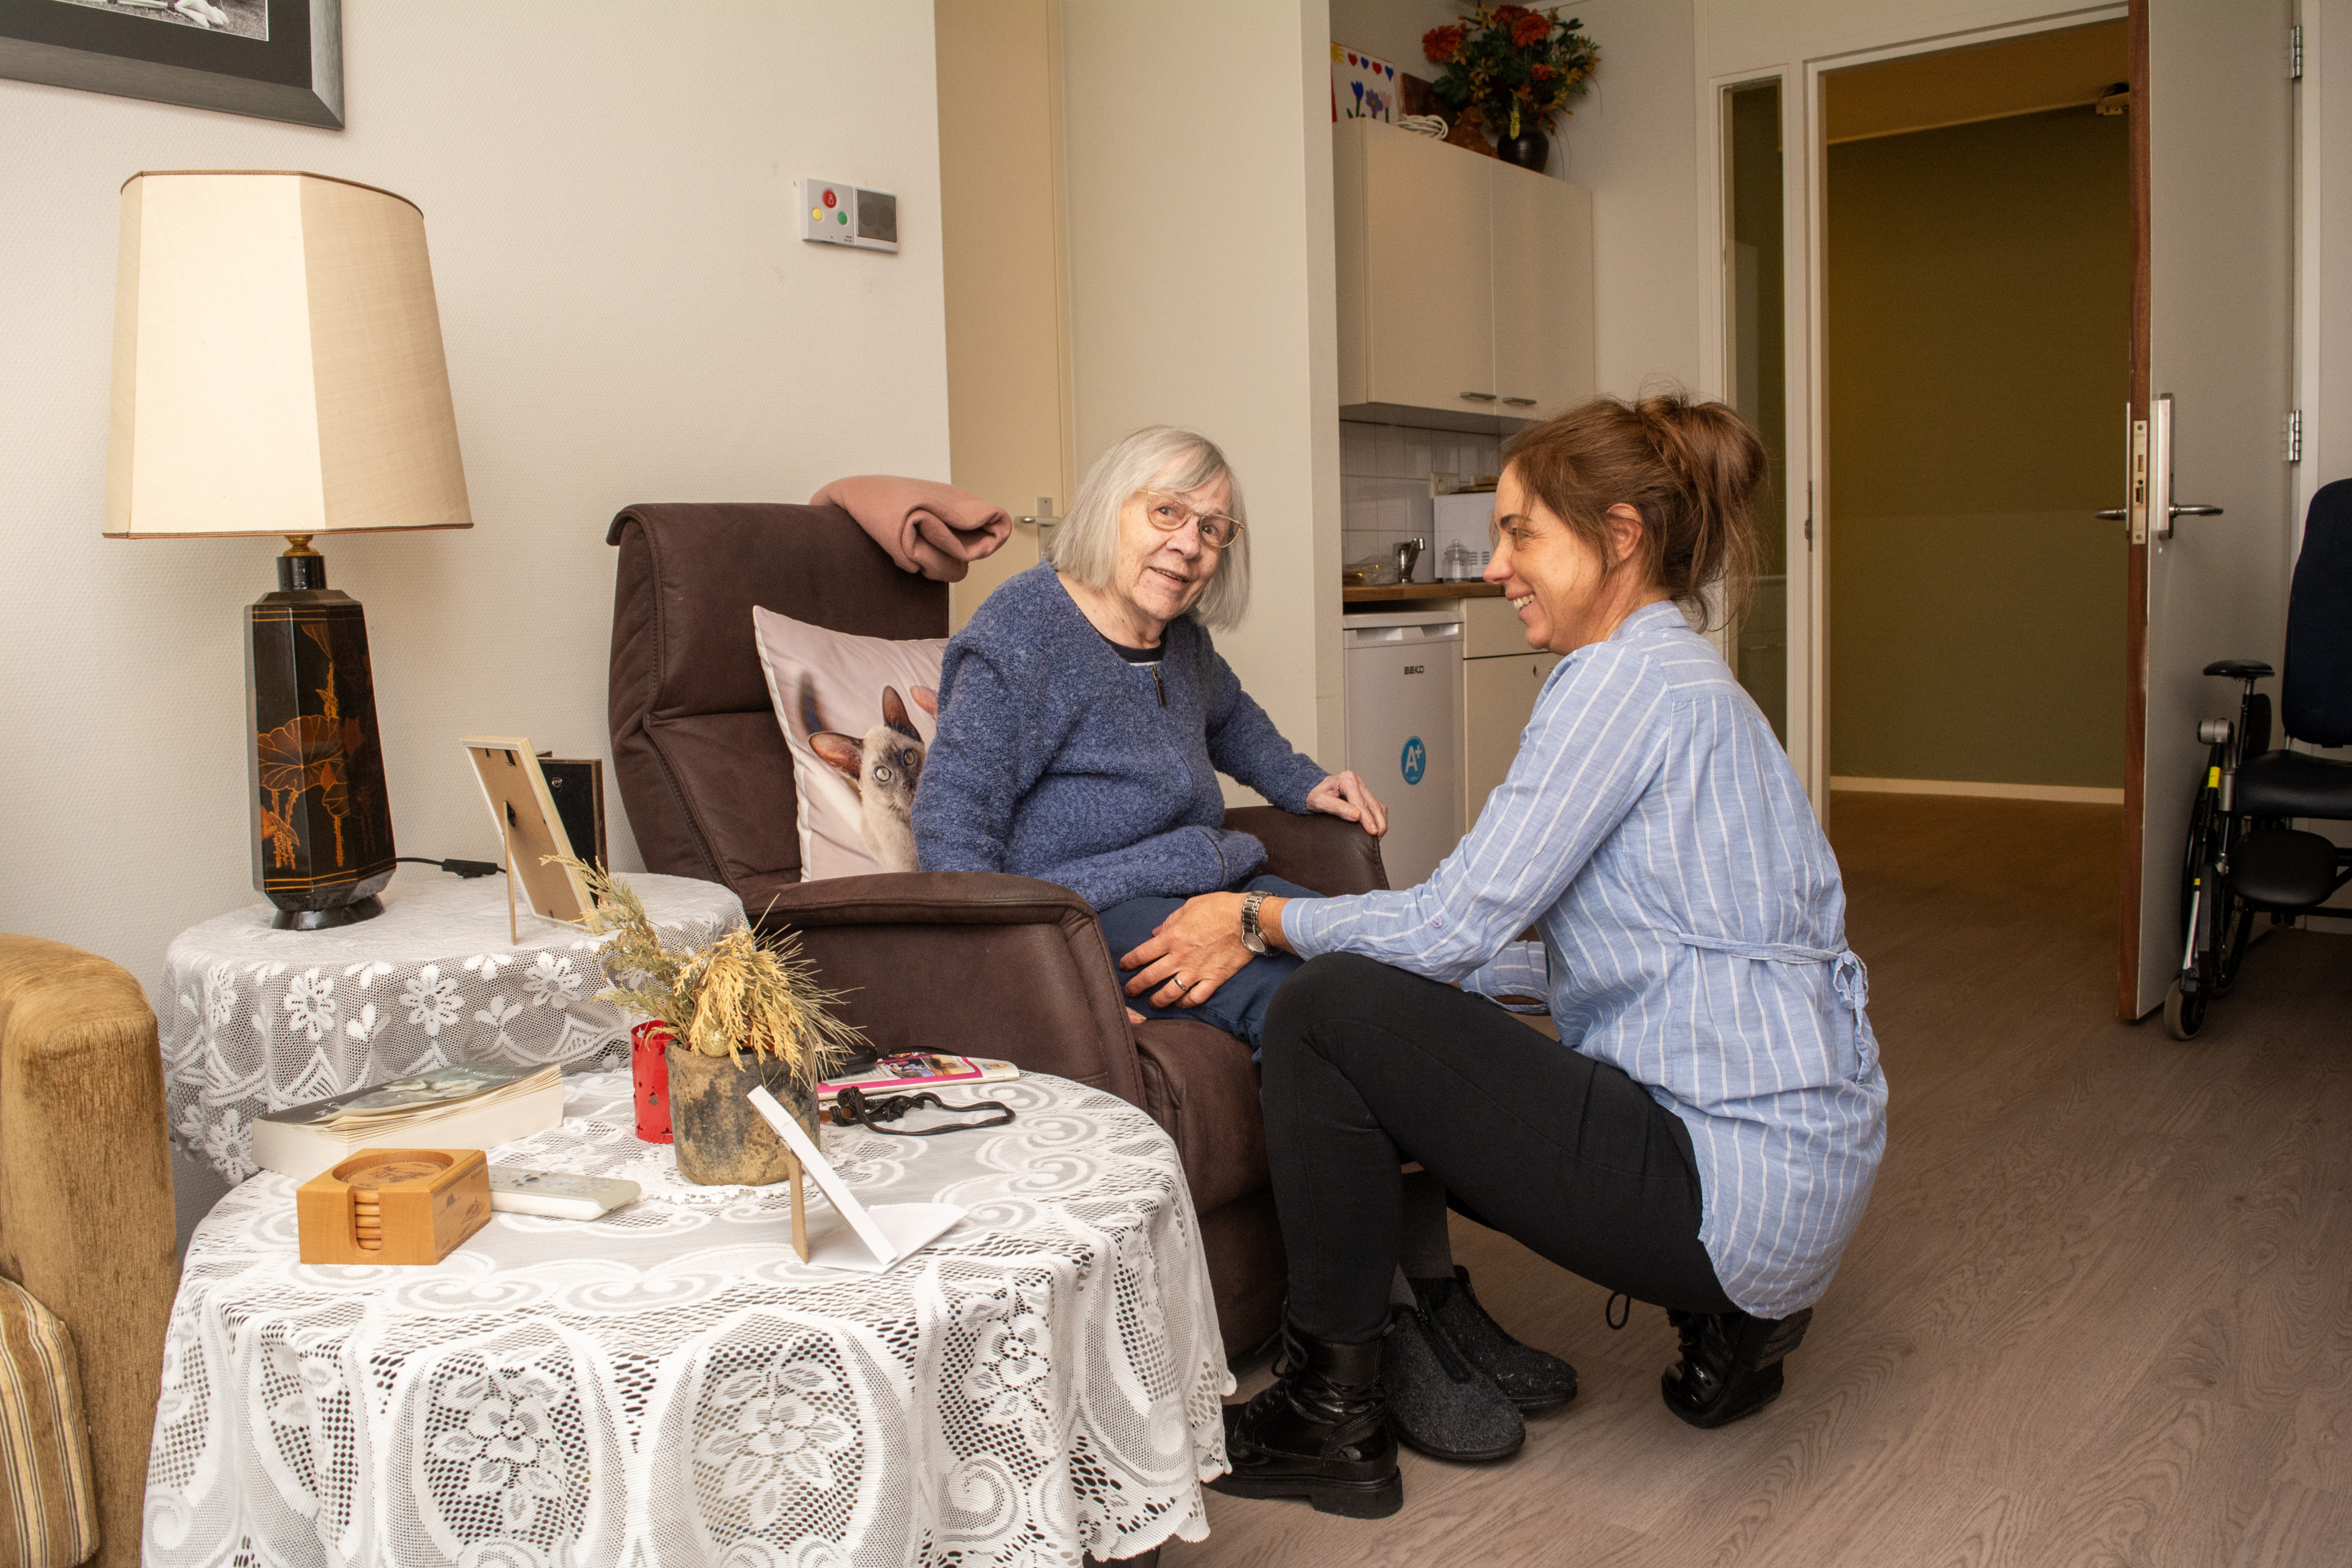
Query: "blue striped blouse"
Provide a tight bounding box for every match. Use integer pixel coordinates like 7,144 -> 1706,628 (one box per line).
1284,600 -> 1887,1317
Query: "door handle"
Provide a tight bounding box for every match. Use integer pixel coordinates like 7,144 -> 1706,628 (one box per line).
2095,508 -> 2127,521
2143,394 -> 2222,539
1501,396 -> 1537,406
1459,391 -> 1498,402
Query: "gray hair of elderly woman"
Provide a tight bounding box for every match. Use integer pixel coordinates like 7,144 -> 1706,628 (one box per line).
1048,425 -> 1250,630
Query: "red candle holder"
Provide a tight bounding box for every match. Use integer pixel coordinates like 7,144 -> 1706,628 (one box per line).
630,1020 -> 676,1142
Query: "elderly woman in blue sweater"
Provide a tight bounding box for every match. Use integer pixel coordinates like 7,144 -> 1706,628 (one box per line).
912,424 -> 1385,1048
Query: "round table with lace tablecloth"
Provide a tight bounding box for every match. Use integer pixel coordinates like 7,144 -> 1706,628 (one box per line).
145,1069 -> 1232,1567
158,872 -> 745,1182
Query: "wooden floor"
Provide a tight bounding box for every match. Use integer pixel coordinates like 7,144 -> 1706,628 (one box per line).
1164,794 -> 2352,1567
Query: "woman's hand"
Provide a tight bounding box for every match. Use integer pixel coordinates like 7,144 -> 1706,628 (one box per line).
1120,891 -> 1251,1008
1306,770 -> 1389,836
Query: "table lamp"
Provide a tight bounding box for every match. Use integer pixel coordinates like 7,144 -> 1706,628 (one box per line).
106,170 -> 470,929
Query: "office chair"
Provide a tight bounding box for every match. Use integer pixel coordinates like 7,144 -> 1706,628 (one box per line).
2168,477 -> 2352,1038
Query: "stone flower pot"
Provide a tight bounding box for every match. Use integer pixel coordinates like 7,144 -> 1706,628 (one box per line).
664,1042 -> 821,1186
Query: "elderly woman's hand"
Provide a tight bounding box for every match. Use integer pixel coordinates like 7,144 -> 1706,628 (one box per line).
1120,891 -> 1251,1009
1306,770 -> 1388,836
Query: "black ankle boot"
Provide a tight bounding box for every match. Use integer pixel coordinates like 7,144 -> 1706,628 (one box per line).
1381,1303 -> 1524,1462
1210,1324 -> 1403,1518
1411,1265 -> 1579,1412
1660,1306 -> 1812,1429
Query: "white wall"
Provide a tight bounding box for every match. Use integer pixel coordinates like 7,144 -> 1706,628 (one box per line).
2306,0 -> 2352,511
0,1 -> 949,997
1060,0 -> 1344,780
1559,0 -> 1706,397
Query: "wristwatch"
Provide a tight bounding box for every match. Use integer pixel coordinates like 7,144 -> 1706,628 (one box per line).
1240,891 -> 1268,955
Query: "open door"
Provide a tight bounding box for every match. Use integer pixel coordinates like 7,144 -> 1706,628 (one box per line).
2120,0 -> 2297,1018
936,0 -> 1076,631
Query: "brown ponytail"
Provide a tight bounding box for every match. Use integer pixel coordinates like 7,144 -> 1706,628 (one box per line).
1501,391 -> 1766,629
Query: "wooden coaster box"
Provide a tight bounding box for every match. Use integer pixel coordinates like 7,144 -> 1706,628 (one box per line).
296,1148 -> 493,1265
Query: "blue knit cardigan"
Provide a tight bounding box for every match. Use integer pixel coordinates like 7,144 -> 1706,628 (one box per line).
911,564 -> 1328,910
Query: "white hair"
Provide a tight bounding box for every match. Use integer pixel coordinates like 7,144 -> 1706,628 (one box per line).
1048,425 -> 1250,631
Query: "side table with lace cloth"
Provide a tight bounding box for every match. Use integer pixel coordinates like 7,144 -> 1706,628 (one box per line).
146,1069 -> 1232,1567
158,872 -> 745,1181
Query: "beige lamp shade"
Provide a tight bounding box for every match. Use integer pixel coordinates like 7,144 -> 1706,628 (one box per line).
106,170 -> 471,538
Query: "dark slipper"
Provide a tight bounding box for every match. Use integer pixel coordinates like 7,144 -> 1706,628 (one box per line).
1411,1265 -> 1579,1412
1380,1304 -> 1524,1462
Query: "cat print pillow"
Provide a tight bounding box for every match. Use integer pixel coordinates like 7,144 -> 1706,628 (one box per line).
751,606 -> 946,879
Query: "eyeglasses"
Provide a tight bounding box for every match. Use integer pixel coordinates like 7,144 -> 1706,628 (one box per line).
1136,489 -> 1245,549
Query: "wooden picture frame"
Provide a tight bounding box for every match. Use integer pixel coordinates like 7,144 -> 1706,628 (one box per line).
0,0 -> 342,128
462,737 -> 595,936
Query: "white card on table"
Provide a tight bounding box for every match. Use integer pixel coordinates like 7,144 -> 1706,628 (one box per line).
802,1202 -> 966,1274
747,1085 -> 964,1268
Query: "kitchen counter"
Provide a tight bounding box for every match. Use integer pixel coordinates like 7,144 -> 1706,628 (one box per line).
1343,581 -> 1505,603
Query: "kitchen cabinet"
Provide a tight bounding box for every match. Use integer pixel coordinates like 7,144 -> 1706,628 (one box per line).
1333,116 -> 1594,426
1461,597 -> 1559,831
1464,650 -> 1561,830
1491,154 -> 1594,418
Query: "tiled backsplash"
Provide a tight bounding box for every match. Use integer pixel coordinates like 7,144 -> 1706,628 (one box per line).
1340,419 -> 1503,581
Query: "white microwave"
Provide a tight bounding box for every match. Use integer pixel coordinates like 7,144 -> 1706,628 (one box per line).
1432,492 -> 1494,580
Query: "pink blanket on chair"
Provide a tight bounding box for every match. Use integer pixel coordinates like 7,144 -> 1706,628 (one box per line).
811,475 -> 1012,582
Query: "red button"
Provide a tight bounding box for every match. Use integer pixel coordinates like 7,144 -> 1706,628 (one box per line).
822,189 -> 837,209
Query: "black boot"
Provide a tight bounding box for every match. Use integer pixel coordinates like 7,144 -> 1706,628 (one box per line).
1660,1306 -> 1812,1429
1210,1324 -> 1403,1518
1381,1303 -> 1525,1462
1410,1265 -> 1579,1412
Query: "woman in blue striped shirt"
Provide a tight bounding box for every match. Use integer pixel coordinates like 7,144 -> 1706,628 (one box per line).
1124,394 -> 1888,1519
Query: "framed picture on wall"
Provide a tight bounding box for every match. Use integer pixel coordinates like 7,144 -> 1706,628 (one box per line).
0,0 -> 341,128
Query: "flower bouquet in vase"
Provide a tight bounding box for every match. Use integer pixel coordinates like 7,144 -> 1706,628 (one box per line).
1422,6 -> 1599,170
578,864 -> 862,1185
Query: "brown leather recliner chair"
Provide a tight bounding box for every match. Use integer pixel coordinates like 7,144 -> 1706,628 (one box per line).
608,502 -> 1385,1353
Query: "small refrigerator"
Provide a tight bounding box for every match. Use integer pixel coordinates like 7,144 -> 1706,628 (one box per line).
1344,610 -> 1464,889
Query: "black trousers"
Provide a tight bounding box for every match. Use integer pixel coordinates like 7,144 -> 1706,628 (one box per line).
1261,952 -> 1737,1343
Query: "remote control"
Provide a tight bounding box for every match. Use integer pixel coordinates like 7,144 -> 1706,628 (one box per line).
488,1166 -> 641,1221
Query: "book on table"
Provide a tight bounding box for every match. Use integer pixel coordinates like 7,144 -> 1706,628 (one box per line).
252,1061 -> 565,1182
819,1054 -> 1019,1100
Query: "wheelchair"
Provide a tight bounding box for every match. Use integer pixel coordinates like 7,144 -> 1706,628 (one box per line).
2167,478 -> 2352,1039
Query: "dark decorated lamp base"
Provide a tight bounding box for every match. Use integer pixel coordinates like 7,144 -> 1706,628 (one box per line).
247,538 -> 397,930
275,895 -> 387,932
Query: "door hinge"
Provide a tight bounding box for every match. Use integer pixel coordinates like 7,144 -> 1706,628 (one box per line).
1803,481 -> 1814,548
2287,409 -> 2304,463
2292,24 -> 2304,80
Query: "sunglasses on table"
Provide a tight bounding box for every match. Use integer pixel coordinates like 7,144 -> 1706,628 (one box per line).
1136,490 -> 1245,548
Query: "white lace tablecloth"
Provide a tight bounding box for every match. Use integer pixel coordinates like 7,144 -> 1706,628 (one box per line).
159,873 -> 745,1181
145,1069 -> 1232,1568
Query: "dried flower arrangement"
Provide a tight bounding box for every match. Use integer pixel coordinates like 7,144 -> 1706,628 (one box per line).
570,861 -> 862,1091
1423,6 -> 1599,143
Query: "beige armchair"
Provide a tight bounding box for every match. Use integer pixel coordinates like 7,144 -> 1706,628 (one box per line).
0,935 -> 179,1568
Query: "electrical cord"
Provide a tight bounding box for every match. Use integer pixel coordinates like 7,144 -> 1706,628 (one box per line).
396,856 -> 505,879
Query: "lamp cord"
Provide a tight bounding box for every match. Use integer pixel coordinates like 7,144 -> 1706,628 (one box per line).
396,856 -> 505,879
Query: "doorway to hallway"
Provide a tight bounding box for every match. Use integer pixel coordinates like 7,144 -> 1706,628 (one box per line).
1820,23 -> 2132,806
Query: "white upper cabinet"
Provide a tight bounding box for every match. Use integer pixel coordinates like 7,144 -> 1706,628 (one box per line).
1334,118 -> 1594,424
1491,159 -> 1593,416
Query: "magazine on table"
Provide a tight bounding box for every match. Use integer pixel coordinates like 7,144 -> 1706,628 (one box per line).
819,1053 -> 1019,1100
273,1062 -> 549,1129
252,1061 -> 564,1182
